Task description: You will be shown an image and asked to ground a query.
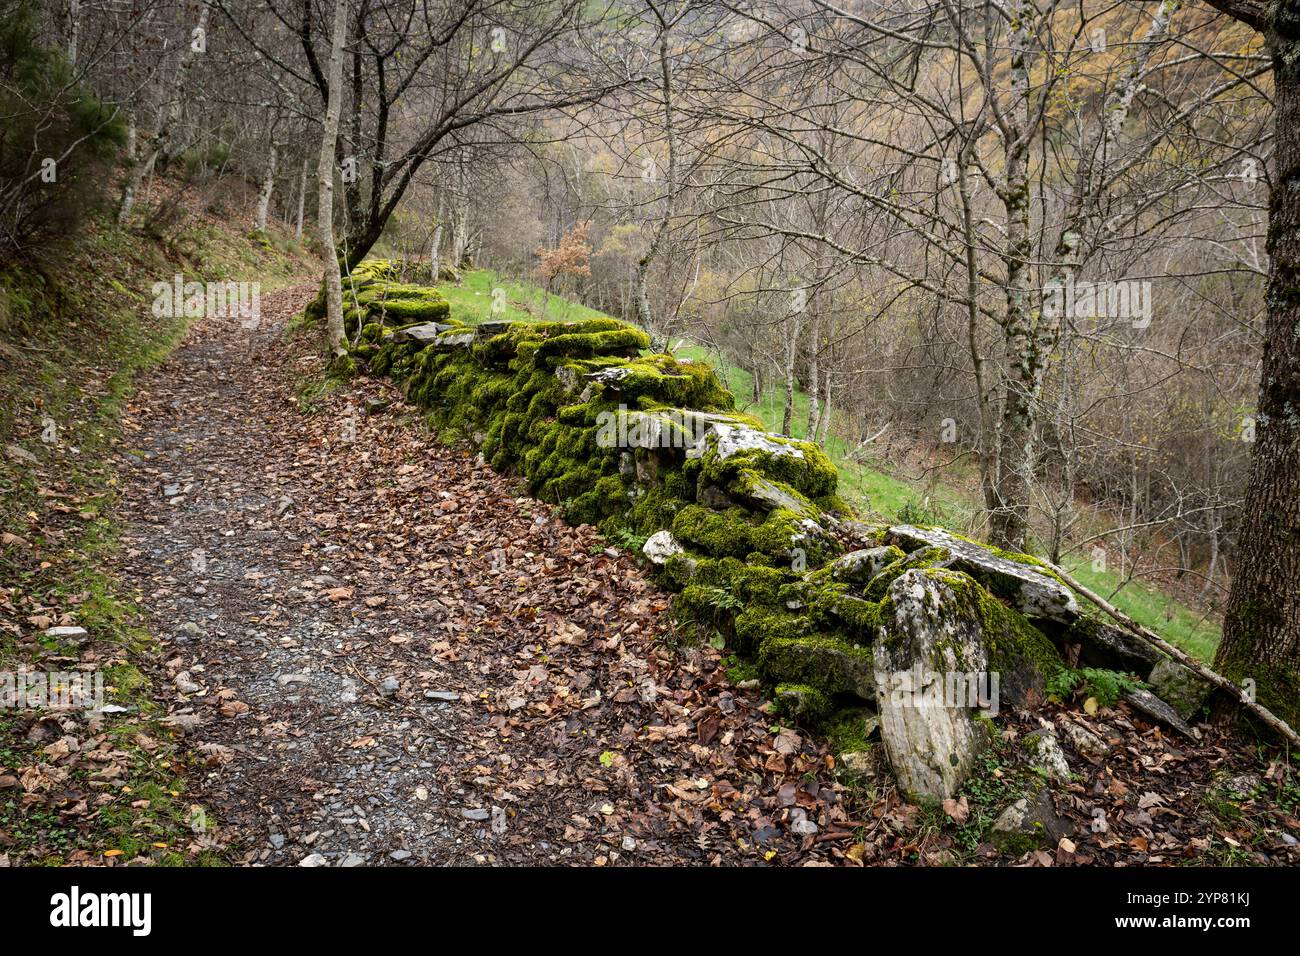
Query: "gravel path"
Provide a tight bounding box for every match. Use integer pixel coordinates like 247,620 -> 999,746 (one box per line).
112,284 -> 853,867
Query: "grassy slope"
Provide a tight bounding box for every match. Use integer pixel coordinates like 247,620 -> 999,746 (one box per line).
0,215 -> 313,865
440,269 -> 1221,661
440,268 -> 614,325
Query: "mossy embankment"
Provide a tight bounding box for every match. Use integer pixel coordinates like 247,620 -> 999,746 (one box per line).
0,217 -> 313,864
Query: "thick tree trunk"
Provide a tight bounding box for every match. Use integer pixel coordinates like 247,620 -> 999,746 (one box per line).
987,2 -> 1037,552
317,0 -> 348,357
255,143 -> 277,233
1212,0 -> 1300,728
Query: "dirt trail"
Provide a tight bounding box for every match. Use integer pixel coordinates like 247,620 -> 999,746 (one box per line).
112,284 -> 853,866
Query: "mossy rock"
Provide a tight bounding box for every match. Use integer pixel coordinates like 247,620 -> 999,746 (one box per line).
578,354 -> 735,410
774,683 -> 832,722
877,567 -> 1066,708
990,782 -> 1073,855
888,525 -> 1080,624
758,634 -> 875,702
863,545 -> 950,602
698,429 -> 838,501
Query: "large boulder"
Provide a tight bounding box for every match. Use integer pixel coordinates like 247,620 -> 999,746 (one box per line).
887,526 -> 1079,624
872,568 -> 1067,800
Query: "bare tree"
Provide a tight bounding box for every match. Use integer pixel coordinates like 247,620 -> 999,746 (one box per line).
317,0 -> 348,356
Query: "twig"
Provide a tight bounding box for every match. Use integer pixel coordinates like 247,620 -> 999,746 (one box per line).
342,659 -> 463,743
1046,560 -> 1300,750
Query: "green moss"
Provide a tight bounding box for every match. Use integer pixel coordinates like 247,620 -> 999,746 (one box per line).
758,634 -> 875,701
671,504 -> 756,557
862,546 -> 950,602
577,353 -> 735,410
774,683 -> 832,722
750,507 -> 839,565
724,654 -> 761,684
734,607 -> 809,652
699,437 -> 837,501
825,708 -> 876,754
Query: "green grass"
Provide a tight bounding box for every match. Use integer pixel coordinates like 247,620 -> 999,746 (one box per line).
675,344 -> 976,526
436,268 -> 611,325
1058,560 -> 1221,661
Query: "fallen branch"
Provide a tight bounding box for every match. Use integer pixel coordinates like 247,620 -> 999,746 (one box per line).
1046,561 -> 1300,750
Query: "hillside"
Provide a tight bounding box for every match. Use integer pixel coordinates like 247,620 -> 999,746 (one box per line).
416,266 -> 1222,662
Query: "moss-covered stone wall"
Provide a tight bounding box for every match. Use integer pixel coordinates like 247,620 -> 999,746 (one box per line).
346,261 -> 1083,737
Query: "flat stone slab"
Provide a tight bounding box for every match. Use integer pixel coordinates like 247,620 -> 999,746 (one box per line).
391,322 -> 457,343
888,525 -> 1079,624
1124,688 -> 1198,739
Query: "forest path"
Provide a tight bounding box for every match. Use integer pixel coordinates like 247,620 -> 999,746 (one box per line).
112,283 -> 851,866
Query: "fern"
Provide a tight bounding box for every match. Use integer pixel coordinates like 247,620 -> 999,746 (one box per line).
1046,667 -> 1144,708
608,527 -> 648,552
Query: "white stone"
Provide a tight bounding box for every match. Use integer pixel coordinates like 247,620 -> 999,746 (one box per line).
1023,730 -> 1071,782
642,530 -> 684,565
1057,719 -> 1109,760
44,626 -> 88,640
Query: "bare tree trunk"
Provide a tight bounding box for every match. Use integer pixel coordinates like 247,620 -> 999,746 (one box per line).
1201,508 -> 1221,603
448,159 -> 470,268
67,0 -> 80,66
295,156 -> 307,241
118,2 -> 209,225
781,310 -> 803,438
1206,0 -> 1300,730
255,143 -> 277,233
429,194 -> 444,282
817,361 -> 834,445
317,0 -> 348,357
635,6 -> 680,345
806,312 -> 821,439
